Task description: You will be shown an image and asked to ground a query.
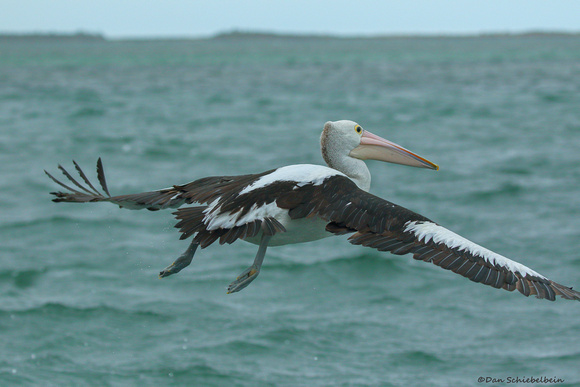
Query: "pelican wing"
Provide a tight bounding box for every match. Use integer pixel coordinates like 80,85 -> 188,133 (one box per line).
46,159 -> 276,211
276,175 -> 580,302
47,160 -> 287,247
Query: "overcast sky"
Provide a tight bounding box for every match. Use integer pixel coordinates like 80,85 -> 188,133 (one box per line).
1,0 -> 579,38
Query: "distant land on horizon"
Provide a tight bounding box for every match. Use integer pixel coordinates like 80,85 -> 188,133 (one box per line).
211,29 -> 580,40
1,30 -> 579,42
0,31 -> 106,42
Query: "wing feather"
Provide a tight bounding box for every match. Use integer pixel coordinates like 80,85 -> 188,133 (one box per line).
277,175 -> 580,302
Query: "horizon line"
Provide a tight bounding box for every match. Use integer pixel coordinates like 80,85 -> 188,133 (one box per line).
1,28 -> 580,41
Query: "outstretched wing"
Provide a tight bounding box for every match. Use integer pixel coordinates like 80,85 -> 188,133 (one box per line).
46,159 -> 276,211
47,159 -> 287,247
276,175 -> 580,302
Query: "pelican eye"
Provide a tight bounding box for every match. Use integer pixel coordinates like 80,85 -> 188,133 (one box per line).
355,125 -> 363,134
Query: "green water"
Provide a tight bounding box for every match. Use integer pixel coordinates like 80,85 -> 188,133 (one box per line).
1,36 -> 579,386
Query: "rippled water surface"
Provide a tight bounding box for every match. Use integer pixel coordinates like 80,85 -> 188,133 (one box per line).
1,36 -> 579,386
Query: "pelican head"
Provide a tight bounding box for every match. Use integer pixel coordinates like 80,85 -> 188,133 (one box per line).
320,120 -> 438,191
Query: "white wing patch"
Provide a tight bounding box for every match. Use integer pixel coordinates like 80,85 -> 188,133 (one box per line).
239,164 -> 345,196
200,164 -> 345,235
203,200 -> 282,231
404,221 -> 546,279
200,164 -> 344,234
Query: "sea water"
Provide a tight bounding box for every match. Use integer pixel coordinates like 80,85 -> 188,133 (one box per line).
1,35 -> 579,386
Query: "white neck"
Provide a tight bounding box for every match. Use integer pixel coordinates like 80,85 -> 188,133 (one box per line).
322,149 -> 371,192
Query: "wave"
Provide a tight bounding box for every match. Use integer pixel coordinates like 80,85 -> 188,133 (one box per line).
267,253 -> 407,273
0,267 -> 48,289
0,301 -> 171,321
463,182 -> 524,201
0,215 -> 139,231
391,350 -> 445,365
68,106 -> 106,118
133,363 -> 231,384
257,325 -> 310,344
202,338 -> 272,353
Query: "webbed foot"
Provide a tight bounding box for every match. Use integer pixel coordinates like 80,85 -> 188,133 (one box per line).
159,241 -> 198,278
227,264 -> 261,294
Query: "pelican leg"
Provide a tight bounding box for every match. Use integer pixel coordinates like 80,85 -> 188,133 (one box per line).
159,240 -> 199,278
227,234 -> 272,294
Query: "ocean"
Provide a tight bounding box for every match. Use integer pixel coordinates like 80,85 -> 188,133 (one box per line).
1,35 -> 579,386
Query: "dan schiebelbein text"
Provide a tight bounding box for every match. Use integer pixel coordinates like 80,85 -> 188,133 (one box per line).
478,376 -> 564,384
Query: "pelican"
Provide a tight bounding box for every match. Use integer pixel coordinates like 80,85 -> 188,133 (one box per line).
45,120 -> 580,301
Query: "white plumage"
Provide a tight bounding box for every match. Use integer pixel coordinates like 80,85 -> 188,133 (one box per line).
202,164 -> 343,245
239,164 -> 345,195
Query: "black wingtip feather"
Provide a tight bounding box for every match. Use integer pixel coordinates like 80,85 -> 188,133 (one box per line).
58,163 -> 98,196
96,158 -> 111,197
45,169 -> 83,195
73,160 -> 103,196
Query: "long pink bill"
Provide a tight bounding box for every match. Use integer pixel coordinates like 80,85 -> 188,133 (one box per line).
349,130 -> 439,170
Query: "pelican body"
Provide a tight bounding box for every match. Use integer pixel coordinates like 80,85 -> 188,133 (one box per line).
46,120 -> 580,301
